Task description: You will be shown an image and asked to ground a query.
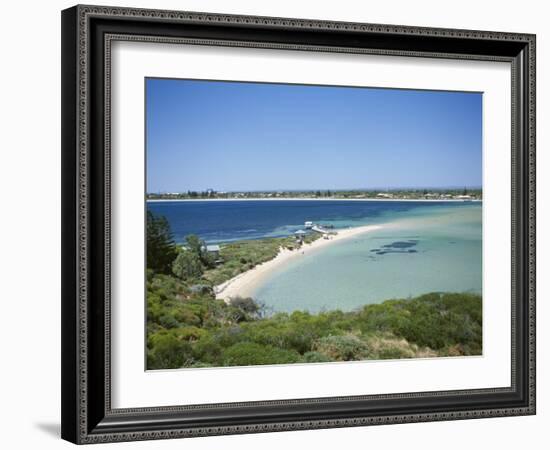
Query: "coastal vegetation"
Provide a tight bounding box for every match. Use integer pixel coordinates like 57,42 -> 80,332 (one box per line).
146,211 -> 482,370
203,232 -> 321,286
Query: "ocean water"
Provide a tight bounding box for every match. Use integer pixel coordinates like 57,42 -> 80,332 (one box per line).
147,200 -> 482,312
147,200 -> 475,243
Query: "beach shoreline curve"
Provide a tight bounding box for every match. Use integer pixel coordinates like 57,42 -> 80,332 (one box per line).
215,223 -> 383,302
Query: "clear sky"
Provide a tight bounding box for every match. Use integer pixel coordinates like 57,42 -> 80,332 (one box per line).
146,78 -> 482,193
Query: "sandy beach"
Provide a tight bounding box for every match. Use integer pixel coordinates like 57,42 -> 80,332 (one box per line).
214,223 -> 383,302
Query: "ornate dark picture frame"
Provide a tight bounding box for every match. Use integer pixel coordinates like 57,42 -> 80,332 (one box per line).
61,4 -> 536,444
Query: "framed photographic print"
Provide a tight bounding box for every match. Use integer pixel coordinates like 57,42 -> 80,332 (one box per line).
61,5 -> 536,444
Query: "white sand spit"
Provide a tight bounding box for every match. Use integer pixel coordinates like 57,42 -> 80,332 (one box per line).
215,224 -> 383,302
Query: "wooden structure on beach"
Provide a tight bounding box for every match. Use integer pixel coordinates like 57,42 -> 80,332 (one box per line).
311,225 -> 337,236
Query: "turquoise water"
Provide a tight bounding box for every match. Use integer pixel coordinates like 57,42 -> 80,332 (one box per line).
253,203 -> 482,313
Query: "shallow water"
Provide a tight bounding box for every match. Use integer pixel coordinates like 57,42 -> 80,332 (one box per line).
253,204 -> 482,312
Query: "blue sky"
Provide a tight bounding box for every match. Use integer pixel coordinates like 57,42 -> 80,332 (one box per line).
146,78 -> 482,192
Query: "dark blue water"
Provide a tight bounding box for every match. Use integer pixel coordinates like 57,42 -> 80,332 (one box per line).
147,200 -> 474,244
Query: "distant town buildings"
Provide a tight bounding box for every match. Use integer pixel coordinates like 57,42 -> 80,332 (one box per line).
146,188 -> 481,201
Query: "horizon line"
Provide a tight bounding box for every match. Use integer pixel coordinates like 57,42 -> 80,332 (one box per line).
148,186 -> 482,194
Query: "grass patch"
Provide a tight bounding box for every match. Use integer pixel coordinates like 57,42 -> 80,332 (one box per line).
202,233 -> 321,285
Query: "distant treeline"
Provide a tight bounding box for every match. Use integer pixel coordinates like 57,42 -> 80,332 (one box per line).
146,211 -> 482,370
147,188 -> 482,201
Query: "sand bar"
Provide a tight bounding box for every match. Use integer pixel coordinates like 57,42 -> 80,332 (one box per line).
214,224 -> 383,302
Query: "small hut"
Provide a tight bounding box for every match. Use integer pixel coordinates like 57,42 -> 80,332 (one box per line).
206,244 -> 220,256
205,244 -> 223,264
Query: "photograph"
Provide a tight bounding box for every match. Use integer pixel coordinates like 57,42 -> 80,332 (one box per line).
145,78 -> 483,370
56,3 -> 536,445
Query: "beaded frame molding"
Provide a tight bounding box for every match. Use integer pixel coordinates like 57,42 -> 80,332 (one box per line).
61,4 -> 536,444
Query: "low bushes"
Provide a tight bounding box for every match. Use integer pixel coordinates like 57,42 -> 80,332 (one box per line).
146,272 -> 482,370
313,335 -> 370,361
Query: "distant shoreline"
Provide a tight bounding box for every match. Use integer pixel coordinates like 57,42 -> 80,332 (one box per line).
147,197 -> 482,203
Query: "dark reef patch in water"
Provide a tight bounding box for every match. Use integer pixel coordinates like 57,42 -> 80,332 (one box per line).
381,240 -> 418,249
370,240 -> 419,256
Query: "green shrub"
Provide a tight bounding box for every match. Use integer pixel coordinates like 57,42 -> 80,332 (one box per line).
357,293 -> 482,352
172,308 -> 201,327
159,314 -> 180,329
222,342 -> 301,366
302,351 -> 334,363
172,251 -> 203,280
191,335 -> 225,365
361,333 -> 437,360
313,334 -> 370,361
172,326 -> 207,341
147,330 -> 193,369
228,296 -> 261,321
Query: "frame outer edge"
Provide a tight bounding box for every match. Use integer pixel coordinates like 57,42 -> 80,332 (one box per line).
527,34 -> 536,414
76,3 -> 534,41
61,5 -> 80,445
65,5 -> 537,444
